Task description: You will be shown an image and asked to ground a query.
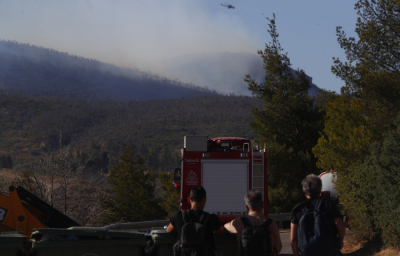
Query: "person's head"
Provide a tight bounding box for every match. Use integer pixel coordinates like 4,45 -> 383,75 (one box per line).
302,174 -> 322,198
188,186 -> 207,209
244,190 -> 263,212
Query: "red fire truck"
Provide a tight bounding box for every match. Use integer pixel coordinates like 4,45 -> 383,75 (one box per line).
173,136 -> 268,223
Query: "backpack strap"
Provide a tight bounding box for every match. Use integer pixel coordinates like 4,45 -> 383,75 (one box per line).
292,198 -> 314,214
199,212 -> 210,225
261,218 -> 273,229
240,216 -> 252,228
182,210 -> 191,224
315,198 -> 325,213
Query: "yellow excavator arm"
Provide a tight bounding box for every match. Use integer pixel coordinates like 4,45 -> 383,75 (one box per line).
0,186 -> 80,238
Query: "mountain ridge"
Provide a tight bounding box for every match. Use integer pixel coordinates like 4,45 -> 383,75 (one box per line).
0,40 -> 221,101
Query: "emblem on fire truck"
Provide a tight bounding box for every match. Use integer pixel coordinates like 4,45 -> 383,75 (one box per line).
186,170 -> 199,185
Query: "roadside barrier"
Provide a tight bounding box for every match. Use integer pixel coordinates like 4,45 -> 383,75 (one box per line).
149,228 -> 177,256
0,232 -> 26,256
269,213 -> 292,228
30,227 -> 147,256
105,213 -> 292,232
0,214 -> 292,256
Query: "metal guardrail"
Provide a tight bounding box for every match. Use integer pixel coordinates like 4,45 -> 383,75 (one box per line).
269,213 -> 291,222
105,220 -> 170,232
269,213 -> 291,229
104,213 -> 292,231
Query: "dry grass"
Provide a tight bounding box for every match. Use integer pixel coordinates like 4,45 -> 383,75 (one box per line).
340,229 -> 384,256
339,230 -> 400,255
342,234 -> 368,254
372,248 -> 400,256
0,169 -> 15,178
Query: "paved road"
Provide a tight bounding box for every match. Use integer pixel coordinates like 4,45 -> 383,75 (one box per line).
279,228 -> 351,255
279,230 -> 293,255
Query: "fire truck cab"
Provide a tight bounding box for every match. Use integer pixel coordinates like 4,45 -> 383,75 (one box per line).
174,136 -> 268,223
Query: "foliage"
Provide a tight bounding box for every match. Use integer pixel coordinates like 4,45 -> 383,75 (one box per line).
372,120 -> 400,247
313,92 -> 388,173
332,0 -> 400,111
159,172 -> 180,218
337,116 -> 400,246
100,147 -> 167,224
335,159 -> 377,240
0,91 -> 260,172
324,0 -> 400,245
11,146 -> 104,226
245,15 -> 325,213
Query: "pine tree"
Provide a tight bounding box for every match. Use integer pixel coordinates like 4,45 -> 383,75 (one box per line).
333,0 -> 400,111
6,155 -> 12,169
0,155 -> 7,169
313,92 -> 388,173
100,147 -> 167,224
159,171 -> 180,218
245,15 -> 325,213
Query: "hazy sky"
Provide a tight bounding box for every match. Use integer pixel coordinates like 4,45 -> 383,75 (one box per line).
0,0 -> 358,93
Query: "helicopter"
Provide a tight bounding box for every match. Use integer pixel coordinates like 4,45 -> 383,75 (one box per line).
221,3 -> 235,9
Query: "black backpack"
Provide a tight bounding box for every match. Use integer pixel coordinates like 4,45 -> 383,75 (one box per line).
297,199 -> 338,256
240,217 -> 274,256
174,210 -> 213,256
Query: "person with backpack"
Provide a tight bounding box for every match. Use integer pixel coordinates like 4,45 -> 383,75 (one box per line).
166,186 -> 224,256
224,190 -> 282,256
290,174 -> 346,256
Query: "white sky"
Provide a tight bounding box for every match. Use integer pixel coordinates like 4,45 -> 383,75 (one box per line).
0,0 -> 358,93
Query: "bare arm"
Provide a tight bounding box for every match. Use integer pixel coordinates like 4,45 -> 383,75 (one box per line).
224,220 -> 238,233
290,223 -> 300,256
335,217 -> 346,249
271,221 -> 282,254
166,223 -> 177,233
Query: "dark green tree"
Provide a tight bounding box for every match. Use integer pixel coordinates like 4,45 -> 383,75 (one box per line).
0,155 -> 4,169
100,147 -> 166,224
159,171 -> 180,218
245,15 -> 325,213
313,92 -> 387,173
6,155 -> 12,169
317,0 -> 400,243
0,155 -> 10,169
333,0 -> 400,112
337,115 -> 400,245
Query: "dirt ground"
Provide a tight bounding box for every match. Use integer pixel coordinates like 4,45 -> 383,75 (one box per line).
341,230 -> 400,256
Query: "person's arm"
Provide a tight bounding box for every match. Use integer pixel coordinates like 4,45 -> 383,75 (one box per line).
334,217 -> 346,249
290,223 -> 300,256
166,223 -> 177,233
211,214 -> 225,236
224,219 -> 238,233
271,221 -> 282,254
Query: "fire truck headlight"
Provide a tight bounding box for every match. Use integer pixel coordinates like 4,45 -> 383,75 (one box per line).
240,153 -> 248,157
202,153 -> 210,157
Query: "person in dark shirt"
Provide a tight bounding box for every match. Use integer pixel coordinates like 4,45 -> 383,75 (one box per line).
224,190 -> 282,256
167,186 -> 224,251
290,174 -> 346,256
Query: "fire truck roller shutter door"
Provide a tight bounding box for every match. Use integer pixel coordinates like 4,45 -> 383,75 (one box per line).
201,159 -> 249,215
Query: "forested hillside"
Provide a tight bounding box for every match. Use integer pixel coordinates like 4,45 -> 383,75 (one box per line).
0,91 -> 261,173
0,40 -> 220,101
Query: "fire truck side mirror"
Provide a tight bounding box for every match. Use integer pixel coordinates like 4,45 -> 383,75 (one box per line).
173,167 -> 181,180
